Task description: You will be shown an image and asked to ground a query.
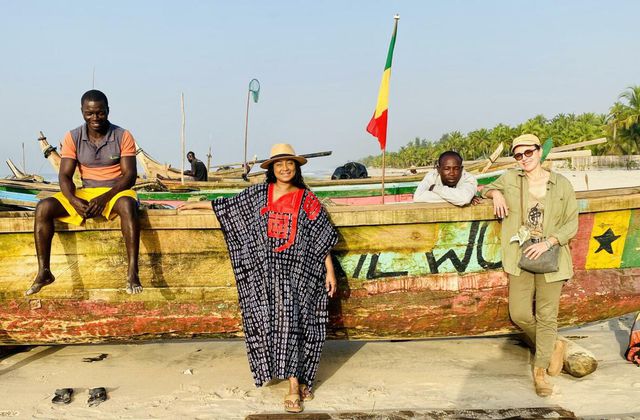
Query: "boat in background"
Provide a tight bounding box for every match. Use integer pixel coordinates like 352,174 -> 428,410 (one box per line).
1,186 -> 639,344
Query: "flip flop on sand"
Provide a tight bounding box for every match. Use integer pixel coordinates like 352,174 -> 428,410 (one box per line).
284,393 -> 302,413
52,388 -> 73,405
299,384 -> 314,401
88,387 -> 107,407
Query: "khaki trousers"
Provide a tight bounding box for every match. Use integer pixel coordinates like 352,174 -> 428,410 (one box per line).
508,271 -> 565,368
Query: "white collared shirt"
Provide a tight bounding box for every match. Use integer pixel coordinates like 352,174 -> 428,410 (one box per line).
413,169 -> 477,206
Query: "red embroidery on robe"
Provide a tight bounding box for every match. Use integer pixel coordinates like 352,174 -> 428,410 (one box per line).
261,184 -> 305,252
303,193 -> 321,220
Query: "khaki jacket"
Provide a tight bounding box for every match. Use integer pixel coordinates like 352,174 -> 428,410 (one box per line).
481,170 -> 578,282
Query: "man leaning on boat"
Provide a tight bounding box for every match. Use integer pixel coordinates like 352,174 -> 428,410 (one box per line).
26,90 -> 142,296
413,151 -> 480,206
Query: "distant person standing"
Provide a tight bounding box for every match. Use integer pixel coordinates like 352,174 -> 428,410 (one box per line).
184,151 -> 208,181
27,89 -> 142,296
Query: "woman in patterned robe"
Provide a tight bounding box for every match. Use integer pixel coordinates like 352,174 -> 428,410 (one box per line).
179,144 -> 338,413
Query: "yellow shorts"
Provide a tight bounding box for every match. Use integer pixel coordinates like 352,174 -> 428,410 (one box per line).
52,187 -> 138,226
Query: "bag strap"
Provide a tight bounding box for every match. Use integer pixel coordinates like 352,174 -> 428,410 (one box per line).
520,175 -> 525,226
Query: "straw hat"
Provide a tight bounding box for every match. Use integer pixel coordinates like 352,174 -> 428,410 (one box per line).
260,143 -> 307,169
511,134 -> 541,153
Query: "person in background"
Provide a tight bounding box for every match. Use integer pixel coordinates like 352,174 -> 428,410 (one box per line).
184,151 -> 208,181
482,134 -> 578,397
413,150 -> 480,206
27,89 -> 142,296
178,143 -> 338,413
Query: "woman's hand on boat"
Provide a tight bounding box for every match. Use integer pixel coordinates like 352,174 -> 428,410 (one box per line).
177,201 -> 211,211
490,191 -> 508,218
523,241 -> 550,260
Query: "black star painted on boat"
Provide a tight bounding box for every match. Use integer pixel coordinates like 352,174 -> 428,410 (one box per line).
593,228 -> 621,254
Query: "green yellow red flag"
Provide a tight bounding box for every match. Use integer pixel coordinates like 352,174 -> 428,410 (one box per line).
366,16 -> 399,150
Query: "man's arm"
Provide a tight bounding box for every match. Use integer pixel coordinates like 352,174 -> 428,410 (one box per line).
413,171 -> 445,203
184,161 -> 196,176
430,172 -> 478,206
59,158 -> 89,217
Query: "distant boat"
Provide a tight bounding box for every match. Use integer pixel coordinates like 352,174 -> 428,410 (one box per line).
1,186 -> 639,344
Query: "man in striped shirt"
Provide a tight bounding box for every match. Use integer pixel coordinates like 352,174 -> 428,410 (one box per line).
26,90 -> 142,295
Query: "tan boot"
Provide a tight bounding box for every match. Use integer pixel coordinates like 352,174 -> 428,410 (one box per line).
547,339 -> 566,376
533,366 -> 553,397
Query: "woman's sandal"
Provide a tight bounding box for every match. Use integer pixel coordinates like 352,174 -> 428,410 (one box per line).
299,384 -> 314,401
88,387 -> 108,407
51,388 -> 73,405
284,393 -> 303,413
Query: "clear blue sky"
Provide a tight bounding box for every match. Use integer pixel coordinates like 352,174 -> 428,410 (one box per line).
1,0 -> 638,177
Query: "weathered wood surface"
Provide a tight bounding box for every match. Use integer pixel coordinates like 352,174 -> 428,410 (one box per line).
1,189 -> 640,344
245,407 -> 577,419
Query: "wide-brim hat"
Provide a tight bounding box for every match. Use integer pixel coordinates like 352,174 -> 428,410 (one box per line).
260,143 -> 307,169
511,133 -> 541,153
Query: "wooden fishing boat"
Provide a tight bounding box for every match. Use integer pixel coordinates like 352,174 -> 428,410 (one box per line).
1,186 -> 639,345
136,148 -> 243,181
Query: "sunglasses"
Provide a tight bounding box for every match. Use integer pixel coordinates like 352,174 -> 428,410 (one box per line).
513,146 -> 540,161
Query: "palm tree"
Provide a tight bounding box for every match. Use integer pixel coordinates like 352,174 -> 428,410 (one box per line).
619,86 -> 640,130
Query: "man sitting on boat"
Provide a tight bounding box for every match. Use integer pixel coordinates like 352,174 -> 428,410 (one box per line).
184,151 -> 208,181
26,89 -> 142,296
413,151 -> 480,206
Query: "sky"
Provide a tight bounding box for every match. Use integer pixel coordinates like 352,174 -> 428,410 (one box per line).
0,0 -> 639,177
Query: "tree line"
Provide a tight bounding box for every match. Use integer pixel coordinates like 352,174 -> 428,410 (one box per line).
360,86 -> 640,168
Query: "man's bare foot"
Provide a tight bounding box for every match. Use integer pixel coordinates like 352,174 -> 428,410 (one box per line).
25,269 -> 55,296
125,274 -> 143,295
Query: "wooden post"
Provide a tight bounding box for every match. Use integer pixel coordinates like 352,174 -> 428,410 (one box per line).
180,93 -> 185,185
381,149 -> 386,204
206,145 -> 212,173
243,89 -> 251,178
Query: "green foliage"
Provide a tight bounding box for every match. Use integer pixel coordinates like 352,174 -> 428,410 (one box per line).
361,86 -> 639,168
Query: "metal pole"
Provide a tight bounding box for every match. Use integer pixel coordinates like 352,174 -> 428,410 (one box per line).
381,149 -> 386,204
180,93 -> 185,185
22,142 -> 26,173
243,89 -> 251,179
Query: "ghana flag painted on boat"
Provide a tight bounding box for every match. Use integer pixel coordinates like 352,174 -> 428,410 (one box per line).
366,16 -> 399,150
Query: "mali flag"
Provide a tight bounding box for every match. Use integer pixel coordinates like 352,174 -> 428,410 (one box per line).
366,16 -> 399,150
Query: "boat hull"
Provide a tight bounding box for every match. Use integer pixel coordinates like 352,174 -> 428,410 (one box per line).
1,189 -> 640,344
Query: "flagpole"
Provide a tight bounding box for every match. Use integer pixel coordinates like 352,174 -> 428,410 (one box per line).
180,92 -> 185,185
381,149 -> 386,204
243,88 -> 250,179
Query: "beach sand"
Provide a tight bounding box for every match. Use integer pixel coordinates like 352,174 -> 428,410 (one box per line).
0,314 -> 638,419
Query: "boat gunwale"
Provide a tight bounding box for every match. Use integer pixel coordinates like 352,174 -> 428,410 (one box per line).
1,187 -> 640,233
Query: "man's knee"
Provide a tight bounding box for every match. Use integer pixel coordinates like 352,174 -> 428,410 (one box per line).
114,196 -> 138,219
35,198 -> 64,221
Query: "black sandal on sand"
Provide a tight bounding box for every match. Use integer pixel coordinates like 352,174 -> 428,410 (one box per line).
52,388 -> 73,405
299,384 -> 314,401
88,387 -> 107,407
284,393 -> 303,413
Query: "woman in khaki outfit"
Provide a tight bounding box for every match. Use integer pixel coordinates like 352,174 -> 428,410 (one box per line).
482,134 -> 578,396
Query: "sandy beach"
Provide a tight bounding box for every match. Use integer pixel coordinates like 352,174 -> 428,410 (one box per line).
0,313 -> 638,419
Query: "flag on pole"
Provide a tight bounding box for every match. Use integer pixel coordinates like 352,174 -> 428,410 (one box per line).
366,15 -> 399,150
